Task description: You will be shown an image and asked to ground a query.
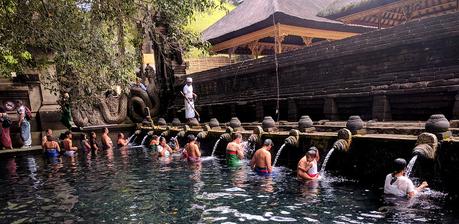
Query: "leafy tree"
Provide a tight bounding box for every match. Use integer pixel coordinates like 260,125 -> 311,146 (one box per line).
0,0 -> 221,105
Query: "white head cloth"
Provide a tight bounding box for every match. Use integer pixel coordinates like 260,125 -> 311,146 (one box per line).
186,77 -> 193,83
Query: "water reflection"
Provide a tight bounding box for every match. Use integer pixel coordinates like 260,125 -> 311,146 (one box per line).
0,146 -> 456,223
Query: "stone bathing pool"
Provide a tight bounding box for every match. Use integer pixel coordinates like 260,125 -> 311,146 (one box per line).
0,146 -> 458,223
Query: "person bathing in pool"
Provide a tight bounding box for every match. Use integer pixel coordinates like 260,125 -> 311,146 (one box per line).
158,137 -> 173,158
250,139 -> 273,175
297,147 -> 320,181
384,158 -> 428,198
226,132 -> 244,166
183,134 -> 201,162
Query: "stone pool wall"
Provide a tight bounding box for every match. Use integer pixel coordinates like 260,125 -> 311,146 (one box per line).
172,12 -> 459,122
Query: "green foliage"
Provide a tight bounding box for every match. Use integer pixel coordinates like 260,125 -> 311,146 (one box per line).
0,0 -> 219,105
185,0 -> 235,58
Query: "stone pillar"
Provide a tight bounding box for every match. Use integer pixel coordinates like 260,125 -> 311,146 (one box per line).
453,93 -> 459,119
255,102 -> 264,121
287,98 -> 297,121
207,106 -> 213,118
323,98 -> 339,120
230,104 -> 236,117
372,95 -> 392,121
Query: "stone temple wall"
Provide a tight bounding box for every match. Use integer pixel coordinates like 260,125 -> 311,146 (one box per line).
172,12 -> 459,123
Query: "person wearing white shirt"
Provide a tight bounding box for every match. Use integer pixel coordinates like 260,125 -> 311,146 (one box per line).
183,77 -> 197,121
384,158 -> 428,198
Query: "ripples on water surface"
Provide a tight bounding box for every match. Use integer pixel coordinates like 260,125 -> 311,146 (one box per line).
0,147 -> 458,223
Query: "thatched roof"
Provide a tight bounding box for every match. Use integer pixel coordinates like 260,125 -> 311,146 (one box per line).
318,0 -> 400,19
202,0 -> 372,45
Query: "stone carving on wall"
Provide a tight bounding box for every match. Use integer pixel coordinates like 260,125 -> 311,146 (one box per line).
71,83 -> 160,127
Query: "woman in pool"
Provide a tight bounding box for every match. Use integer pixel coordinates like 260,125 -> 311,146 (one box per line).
158,137 -> 173,158
117,133 -> 129,147
89,132 -> 99,153
81,133 -> 91,153
43,136 -> 60,157
297,147 -> 320,181
384,158 -> 428,198
226,132 -> 244,166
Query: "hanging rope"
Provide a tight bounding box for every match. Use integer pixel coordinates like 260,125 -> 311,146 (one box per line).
272,14 -> 281,122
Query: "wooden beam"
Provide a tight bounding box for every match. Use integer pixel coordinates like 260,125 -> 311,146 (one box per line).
211,26 -> 276,52
210,24 -> 361,53
339,0 -> 422,24
278,24 -> 359,40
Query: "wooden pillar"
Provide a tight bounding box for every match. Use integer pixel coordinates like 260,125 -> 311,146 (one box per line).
228,47 -> 236,63
208,105 -> 214,118
255,102 -> 264,122
230,104 -> 237,117
378,13 -> 383,29
453,93 -> 459,119
372,95 -> 392,121
301,36 -> 313,47
287,98 -> 297,121
274,23 -> 285,54
323,98 -> 339,121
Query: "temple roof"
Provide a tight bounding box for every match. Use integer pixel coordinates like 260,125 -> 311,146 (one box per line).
318,0 -> 400,19
202,0 -> 372,45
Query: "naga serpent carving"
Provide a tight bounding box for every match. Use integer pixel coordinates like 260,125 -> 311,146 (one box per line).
72,84 -> 160,127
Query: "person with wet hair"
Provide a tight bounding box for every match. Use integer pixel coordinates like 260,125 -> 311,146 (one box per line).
63,131 -> 78,156
226,132 -> 244,166
183,134 -> 201,162
384,158 -> 428,198
297,147 -> 320,181
43,135 -> 60,157
149,135 -> 159,151
41,129 -> 53,149
158,137 -> 173,158
117,133 -> 129,147
101,127 -> 113,150
89,132 -> 99,152
250,139 -> 273,175
81,133 -> 91,152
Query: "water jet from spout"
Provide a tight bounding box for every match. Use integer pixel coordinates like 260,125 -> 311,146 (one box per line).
319,148 -> 335,175
272,143 -> 286,168
211,137 -> 222,157
405,155 -> 418,178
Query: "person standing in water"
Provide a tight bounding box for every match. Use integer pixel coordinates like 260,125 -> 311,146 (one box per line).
297,147 -> 320,181
183,77 -> 197,122
89,132 -> 99,153
226,132 -> 244,166
250,139 -> 273,175
384,158 -> 428,198
117,133 -> 129,147
43,136 -> 60,157
63,131 -> 78,157
183,134 -> 201,162
158,137 -> 173,158
101,127 -> 113,150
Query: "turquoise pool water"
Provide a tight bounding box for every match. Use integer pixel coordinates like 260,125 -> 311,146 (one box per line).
0,147 -> 457,223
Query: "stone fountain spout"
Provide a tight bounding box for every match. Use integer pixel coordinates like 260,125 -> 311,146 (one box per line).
220,127 -> 234,142
284,129 -> 300,147
160,126 -> 171,137
248,126 -> 263,146
177,125 -> 190,138
197,125 -> 211,140
333,128 -> 353,152
413,132 -> 438,160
